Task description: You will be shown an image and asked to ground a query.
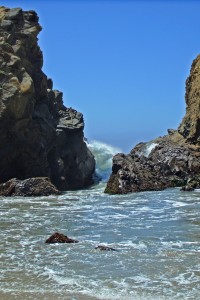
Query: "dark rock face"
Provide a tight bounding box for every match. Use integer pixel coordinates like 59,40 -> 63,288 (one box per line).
105,55 -> 200,194
0,7 -> 95,191
45,232 -> 79,244
0,177 -> 61,196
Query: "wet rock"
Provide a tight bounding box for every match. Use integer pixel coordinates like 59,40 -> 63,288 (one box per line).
45,232 -> 79,244
0,177 -> 61,196
105,53 -> 200,194
180,185 -> 194,192
105,132 -> 200,194
95,245 -> 117,251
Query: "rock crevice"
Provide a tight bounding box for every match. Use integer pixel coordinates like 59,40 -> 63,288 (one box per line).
0,6 -> 95,191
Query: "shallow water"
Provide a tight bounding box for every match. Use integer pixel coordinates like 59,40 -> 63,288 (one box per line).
0,184 -> 200,299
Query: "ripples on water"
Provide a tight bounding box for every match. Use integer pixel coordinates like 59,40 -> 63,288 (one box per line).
0,184 -> 200,299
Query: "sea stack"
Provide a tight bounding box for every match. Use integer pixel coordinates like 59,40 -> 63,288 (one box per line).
105,55 -> 200,194
0,7 -> 95,192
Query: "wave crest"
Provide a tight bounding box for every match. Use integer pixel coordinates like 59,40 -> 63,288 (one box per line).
87,140 -> 121,182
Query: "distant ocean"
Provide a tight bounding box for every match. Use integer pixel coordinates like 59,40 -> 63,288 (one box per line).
1,141 -> 200,300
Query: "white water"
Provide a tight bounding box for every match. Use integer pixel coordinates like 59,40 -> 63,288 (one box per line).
144,142 -> 158,157
1,140 -> 200,300
137,142 -> 158,158
1,187 -> 200,300
87,140 -> 121,182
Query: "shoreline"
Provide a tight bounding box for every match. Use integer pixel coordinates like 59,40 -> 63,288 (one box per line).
0,291 -> 100,300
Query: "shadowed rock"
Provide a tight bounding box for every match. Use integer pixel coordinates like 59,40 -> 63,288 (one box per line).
45,232 -> 79,244
0,177 -> 61,196
180,185 -> 195,192
0,6 -> 95,191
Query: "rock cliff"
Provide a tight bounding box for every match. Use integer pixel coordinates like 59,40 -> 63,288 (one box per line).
178,55 -> 200,143
0,7 -> 95,191
105,55 -> 200,194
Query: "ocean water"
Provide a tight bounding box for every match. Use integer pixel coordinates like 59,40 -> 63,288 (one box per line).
0,141 -> 200,300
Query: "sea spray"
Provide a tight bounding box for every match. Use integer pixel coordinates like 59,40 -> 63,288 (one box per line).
137,142 -> 158,157
87,140 -> 121,182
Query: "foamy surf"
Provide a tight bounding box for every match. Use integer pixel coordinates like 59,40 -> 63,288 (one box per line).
87,140 -> 121,182
1,161 -> 200,299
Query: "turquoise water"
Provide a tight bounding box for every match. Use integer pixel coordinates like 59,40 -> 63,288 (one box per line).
1,183 -> 200,299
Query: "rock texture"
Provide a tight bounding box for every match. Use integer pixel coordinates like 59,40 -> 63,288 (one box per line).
0,177 -> 61,196
105,56 -> 200,194
0,7 -> 95,191
178,55 -> 200,143
45,232 -> 79,244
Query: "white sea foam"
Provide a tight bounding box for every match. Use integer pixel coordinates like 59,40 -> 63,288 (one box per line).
144,142 -> 158,157
1,187 -> 200,299
137,142 -> 158,157
87,140 -> 121,182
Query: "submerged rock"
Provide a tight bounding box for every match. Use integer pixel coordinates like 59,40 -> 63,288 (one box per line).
0,177 -> 61,196
45,232 -> 79,244
95,245 -> 117,251
105,55 -> 200,194
180,185 -> 194,192
0,6 -> 95,191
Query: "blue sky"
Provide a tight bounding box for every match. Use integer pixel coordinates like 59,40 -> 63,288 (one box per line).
2,0 -> 200,152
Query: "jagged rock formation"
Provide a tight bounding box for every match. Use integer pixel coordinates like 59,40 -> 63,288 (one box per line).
0,7 -> 95,191
178,55 -> 200,143
105,55 -> 200,194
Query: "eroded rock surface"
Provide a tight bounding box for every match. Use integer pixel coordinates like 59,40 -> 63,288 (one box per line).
105,55 -> 200,194
0,7 -> 95,191
0,177 -> 61,196
178,55 -> 200,143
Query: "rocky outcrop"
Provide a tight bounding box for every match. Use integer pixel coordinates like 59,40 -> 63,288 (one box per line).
178,55 -> 200,143
0,177 -> 61,196
0,7 -> 95,191
105,56 -> 200,194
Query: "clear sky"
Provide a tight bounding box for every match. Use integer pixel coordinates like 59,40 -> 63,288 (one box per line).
2,0 -> 200,152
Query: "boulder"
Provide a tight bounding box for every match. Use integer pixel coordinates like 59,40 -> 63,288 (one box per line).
0,177 -> 61,196
45,232 -> 79,244
180,185 -> 194,192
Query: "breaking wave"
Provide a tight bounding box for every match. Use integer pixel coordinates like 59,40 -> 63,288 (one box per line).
87,140 -> 121,182
137,142 -> 158,157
